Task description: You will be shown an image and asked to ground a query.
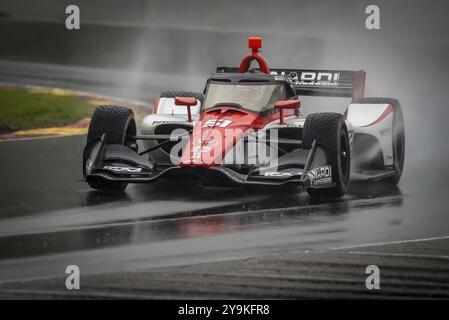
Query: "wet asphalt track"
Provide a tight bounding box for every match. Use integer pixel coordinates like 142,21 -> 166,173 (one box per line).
0,134 -> 449,298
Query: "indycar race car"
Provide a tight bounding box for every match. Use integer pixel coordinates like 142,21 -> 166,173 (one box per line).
83,37 -> 405,198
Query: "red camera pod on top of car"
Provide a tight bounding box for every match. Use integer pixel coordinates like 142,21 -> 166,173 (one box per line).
238,37 -> 270,74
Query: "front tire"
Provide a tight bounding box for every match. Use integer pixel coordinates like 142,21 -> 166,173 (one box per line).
85,105 -> 137,192
86,105 -> 137,149
302,113 -> 350,198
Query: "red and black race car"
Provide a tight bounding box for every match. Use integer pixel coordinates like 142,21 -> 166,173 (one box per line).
83,37 -> 405,198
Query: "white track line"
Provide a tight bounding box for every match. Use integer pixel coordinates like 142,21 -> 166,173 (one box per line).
348,251 -> 449,260
331,235 -> 449,251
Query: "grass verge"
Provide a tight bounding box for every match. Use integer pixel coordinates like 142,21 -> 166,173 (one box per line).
0,87 -> 96,133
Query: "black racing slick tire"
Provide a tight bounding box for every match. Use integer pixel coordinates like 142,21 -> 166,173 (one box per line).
87,105 -> 137,149
302,113 -> 350,198
353,97 -> 405,185
86,105 -> 137,192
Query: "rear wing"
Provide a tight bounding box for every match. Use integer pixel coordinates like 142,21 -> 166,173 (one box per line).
216,67 -> 366,101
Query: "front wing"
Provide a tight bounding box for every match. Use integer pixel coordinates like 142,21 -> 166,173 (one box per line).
83,135 -> 336,189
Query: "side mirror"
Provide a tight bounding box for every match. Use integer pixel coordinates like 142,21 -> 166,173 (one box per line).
274,100 -> 300,125
175,97 -> 197,122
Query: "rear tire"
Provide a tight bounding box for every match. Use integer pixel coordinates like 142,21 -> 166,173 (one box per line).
86,105 -> 137,192
353,97 -> 405,185
302,113 -> 350,198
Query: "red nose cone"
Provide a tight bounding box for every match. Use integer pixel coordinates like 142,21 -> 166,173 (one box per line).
248,36 -> 262,52
179,108 -> 263,167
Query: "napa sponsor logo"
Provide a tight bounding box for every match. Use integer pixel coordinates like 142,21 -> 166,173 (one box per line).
307,165 -> 332,185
